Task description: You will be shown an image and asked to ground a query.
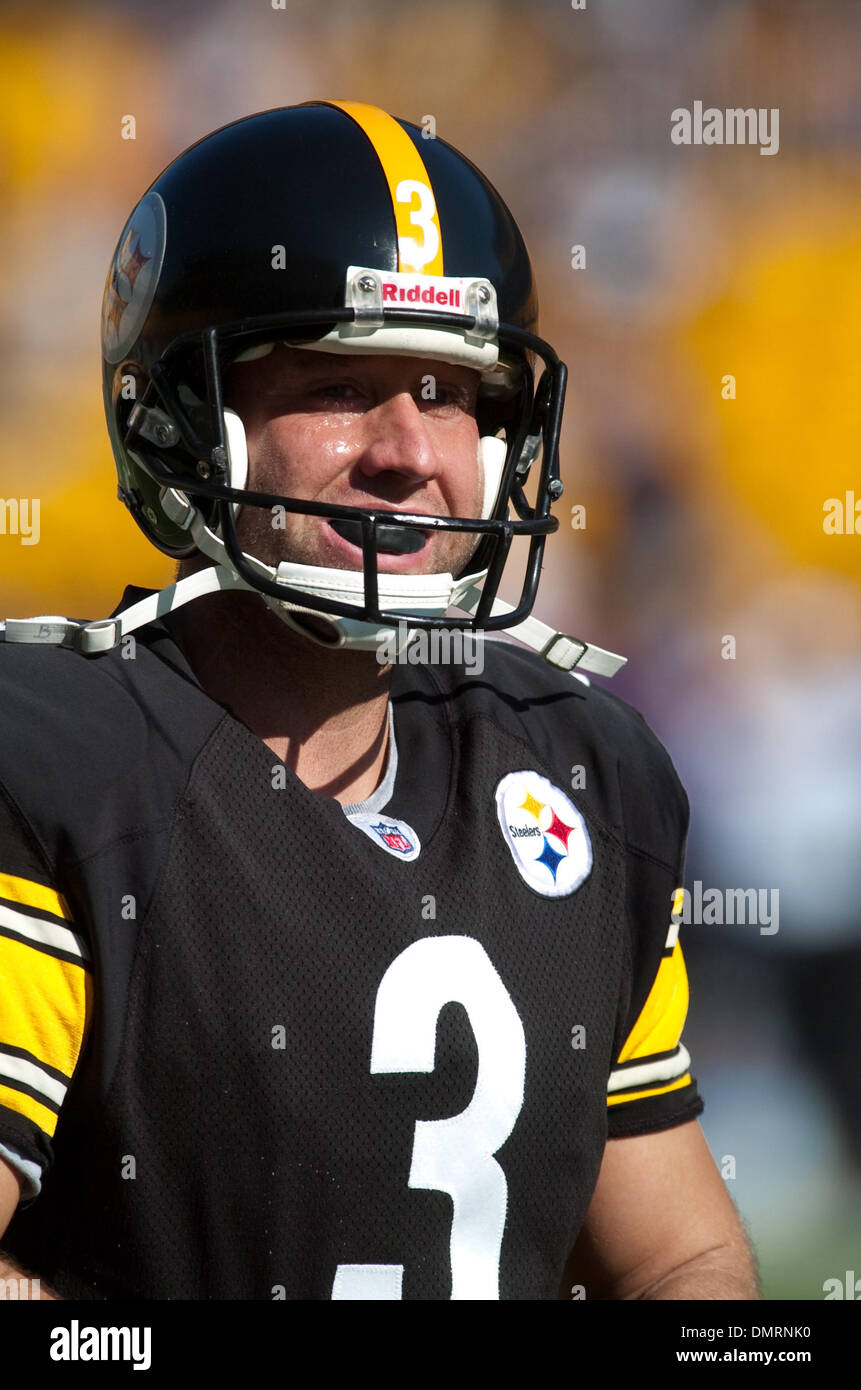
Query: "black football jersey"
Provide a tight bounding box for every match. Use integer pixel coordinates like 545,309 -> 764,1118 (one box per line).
0,587 -> 702,1300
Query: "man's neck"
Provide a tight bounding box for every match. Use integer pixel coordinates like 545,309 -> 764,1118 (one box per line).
170,589 -> 392,806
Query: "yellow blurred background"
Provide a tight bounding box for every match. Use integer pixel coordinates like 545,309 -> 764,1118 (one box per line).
1,0 -> 859,1299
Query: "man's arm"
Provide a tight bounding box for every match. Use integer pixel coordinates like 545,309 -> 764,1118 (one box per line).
563,1119 -> 761,1300
0,1156 -> 59,1299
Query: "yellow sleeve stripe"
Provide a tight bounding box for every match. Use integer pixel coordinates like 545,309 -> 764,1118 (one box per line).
325,101 -> 444,275
0,1080 -> 60,1136
0,934 -> 90,1095
616,942 -> 689,1065
0,871 -> 73,923
607,1073 -> 692,1107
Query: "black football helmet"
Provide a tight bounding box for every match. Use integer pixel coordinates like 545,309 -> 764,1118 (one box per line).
100,99 -> 570,645
3,102 -> 625,676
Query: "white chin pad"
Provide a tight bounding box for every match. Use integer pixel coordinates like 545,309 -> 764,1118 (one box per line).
223,407 -> 248,494
479,435 -> 507,519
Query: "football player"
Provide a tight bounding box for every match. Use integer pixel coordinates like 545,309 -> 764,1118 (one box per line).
0,102 -> 759,1300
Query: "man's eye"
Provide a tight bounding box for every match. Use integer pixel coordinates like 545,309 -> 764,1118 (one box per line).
421,385 -> 473,412
315,382 -> 362,400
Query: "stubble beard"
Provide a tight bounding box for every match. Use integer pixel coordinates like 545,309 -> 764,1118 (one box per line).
231,496 -> 483,578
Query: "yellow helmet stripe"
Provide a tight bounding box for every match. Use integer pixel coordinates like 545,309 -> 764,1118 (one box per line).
325,101 -> 444,276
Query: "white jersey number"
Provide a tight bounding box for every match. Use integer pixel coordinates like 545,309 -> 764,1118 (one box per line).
331,935 -> 526,1300
395,178 -> 440,271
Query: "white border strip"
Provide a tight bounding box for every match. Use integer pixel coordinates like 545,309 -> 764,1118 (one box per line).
0,1049 -> 68,1108
0,903 -> 89,962
607,1044 -> 691,1095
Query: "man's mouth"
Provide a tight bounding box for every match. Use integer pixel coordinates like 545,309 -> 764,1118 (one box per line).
328,518 -> 426,555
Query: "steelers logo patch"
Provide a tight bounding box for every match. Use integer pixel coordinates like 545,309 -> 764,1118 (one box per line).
102,191 -> 167,364
495,771 -> 592,899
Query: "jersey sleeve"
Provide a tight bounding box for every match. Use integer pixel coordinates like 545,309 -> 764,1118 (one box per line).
607,893 -> 702,1135
0,781 -> 92,1205
606,713 -> 704,1138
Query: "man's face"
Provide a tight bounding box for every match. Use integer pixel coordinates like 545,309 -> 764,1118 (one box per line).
225,344 -> 485,577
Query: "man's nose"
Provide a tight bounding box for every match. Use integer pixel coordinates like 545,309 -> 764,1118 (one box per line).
353,391 -> 440,484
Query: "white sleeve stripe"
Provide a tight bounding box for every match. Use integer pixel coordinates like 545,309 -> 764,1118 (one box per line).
607,1044 -> 691,1094
0,903 -> 90,963
0,1050 -> 69,1108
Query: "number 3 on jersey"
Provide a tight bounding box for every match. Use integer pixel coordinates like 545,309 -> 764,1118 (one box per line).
331,935 -> 526,1300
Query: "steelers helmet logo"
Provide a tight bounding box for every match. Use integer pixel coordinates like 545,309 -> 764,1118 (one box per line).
495,771 -> 592,899
102,191 -> 167,364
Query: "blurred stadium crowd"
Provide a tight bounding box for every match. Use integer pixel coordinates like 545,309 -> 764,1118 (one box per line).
0,0 -> 859,1297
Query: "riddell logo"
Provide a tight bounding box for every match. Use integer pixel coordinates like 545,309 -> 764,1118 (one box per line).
381,281 -> 461,307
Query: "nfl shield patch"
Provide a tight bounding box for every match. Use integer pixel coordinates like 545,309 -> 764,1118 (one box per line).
346,812 -> 421,862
